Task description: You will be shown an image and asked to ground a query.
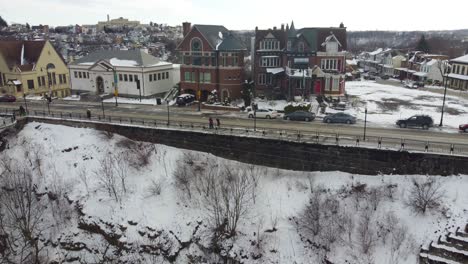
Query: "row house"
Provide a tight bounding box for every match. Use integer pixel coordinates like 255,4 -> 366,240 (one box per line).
447,54 -> 468,90
69,49 -> 179,97
176,23 -> 246,101
0,40 -> 71,98
253,21 -> 347,100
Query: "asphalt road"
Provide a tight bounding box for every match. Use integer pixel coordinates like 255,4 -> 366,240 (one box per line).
1,100 -> 467,145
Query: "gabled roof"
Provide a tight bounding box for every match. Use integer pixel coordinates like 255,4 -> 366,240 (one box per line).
0,40 -> 46,70
71,50 -> 170,67
321,33 -> 342,47
216,32 -> 246,51
451,54 -> 468,64
193,24 -> 228,49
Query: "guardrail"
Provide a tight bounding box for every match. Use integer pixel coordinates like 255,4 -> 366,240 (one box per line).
2,108 -> 468,157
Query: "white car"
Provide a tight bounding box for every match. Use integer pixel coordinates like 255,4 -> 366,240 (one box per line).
248,109 -> 279,119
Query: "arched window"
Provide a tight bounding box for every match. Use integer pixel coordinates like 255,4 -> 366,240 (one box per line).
191,38 -> 202,52
46,63 -> 55,70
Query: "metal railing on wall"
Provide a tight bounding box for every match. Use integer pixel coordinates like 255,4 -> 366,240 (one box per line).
2,108 -> 468,157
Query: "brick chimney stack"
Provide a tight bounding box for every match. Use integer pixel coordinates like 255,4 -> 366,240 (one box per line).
182,22 -> 191,37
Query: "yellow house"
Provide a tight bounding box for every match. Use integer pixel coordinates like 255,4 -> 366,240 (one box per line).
0,40 -> 70,98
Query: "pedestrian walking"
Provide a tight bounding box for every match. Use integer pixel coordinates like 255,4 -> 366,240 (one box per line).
216,118 -> 220,128
209,117 -> 214,129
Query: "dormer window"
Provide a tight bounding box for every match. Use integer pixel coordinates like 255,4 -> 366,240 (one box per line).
191,38 -> 202,52
326,41 -> 338,53
298,42 -> 304,52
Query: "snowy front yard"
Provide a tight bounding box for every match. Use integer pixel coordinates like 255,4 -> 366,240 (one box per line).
0,123 -> 467,263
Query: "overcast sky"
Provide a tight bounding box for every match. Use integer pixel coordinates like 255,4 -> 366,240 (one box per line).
1,0 -> 467,31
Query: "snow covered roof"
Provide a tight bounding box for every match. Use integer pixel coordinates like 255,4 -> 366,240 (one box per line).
346,59 -> 357,65
369,48 -> 383,56
72,50 -> 170,67
451,54 -> 468,64
413,72 -> 427,77
448,73 -> 468,80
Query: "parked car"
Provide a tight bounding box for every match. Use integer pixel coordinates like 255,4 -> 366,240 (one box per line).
380,75 -> 390,80
248,109 -> 279,119
323,113 -> 357,124
363,74 -> 376,80
404,81 -> 419,89
176,94 -> 195,106
283,111 -> 316,122
459,124 -> 468,133
0,95 -> 16,102
396,115 -> 434,129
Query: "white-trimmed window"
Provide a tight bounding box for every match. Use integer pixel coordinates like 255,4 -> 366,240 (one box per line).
258,74 -> 266,85
261,56 -> 280,67
321,59 -> 339,70
332,77 -> 340,91
260,39 -> 280,50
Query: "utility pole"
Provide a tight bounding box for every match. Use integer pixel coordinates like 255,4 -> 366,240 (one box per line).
166,100 -> 170,125
363,108 -> 368,141
439,64 -> 450,126
101,98 -> 105,118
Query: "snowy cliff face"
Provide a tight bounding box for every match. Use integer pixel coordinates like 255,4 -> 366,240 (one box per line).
0,122 -> 467,264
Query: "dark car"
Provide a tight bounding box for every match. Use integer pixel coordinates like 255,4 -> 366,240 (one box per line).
380,75 -> 390,80
176,94 -> 195,106
323,113 -> 357,124
459,124 -> 468,133
0,95 -> 16,102
396,115 -> 433,129
283,111 -> 315,122
414,81 -> 425,88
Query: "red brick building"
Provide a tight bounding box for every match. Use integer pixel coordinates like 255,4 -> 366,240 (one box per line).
253,21 -> 347,99
176,23 -> 246,101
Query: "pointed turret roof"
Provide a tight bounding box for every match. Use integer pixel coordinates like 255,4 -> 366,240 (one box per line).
288,20 -> 296,38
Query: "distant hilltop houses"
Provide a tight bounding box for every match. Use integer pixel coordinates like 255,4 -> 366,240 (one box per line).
97,15 -> 140,32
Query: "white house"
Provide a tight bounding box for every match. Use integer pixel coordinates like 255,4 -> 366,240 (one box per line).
418,59 -> 445,83
69,50 -> 180,97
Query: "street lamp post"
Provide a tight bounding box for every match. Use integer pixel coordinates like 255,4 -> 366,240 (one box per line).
363,107 -> 368,141
23,94 -> 28,114
166,100 -> 170,125
197,69 -> 201,112
252,103 -> 257,131
101,98 -> 105,118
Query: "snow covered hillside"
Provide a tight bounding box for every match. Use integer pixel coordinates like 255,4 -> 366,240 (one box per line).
0,123 -> 467,263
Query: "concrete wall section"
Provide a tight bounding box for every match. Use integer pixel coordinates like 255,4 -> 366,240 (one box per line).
16,118 -> 468,176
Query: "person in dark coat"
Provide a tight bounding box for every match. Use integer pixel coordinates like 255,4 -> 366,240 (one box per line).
216,118 -> 220,128
209,117 -> 214,129
86,109 -> 91,119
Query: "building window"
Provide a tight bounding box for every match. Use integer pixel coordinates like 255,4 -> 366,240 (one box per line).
149,74 -> 152,82
74,71 -> 78,78
158,73 -> 161,80
321,59 -> 338,70
199,72 -> 211,83
119,74 -> 123,81
222,53 -> 228,66
27,80 -> 34,89
184,72 -> 192,82
63,74 -> 67,84
129,75 -> 133,82
59,74 -> 63,84
261,56 -> 279,67
260,39 -> 280,50
52,73 -> 56,85
124,74 -> 128,81
86,72 -> 89,79
78,72 -> 82,78
258,74 -> 266,85
134,75 -> 138,82
232,55 -> 238,66
166,72 -> 169,79
332,77 -> 340,91
41,76 -> 45,86
298,42 -> 304,52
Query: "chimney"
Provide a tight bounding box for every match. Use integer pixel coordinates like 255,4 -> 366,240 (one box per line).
273,26 -> 277,30
107,14 -> 110,22
182,22 -> 191,37
255,26 -> 258,32
281,24 -> 284,31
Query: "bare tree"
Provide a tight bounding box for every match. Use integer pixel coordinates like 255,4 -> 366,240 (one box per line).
0,162 -> 45,263
357,211 -> 377,258
95,156 -> 120,202
407,178 -> 444,214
